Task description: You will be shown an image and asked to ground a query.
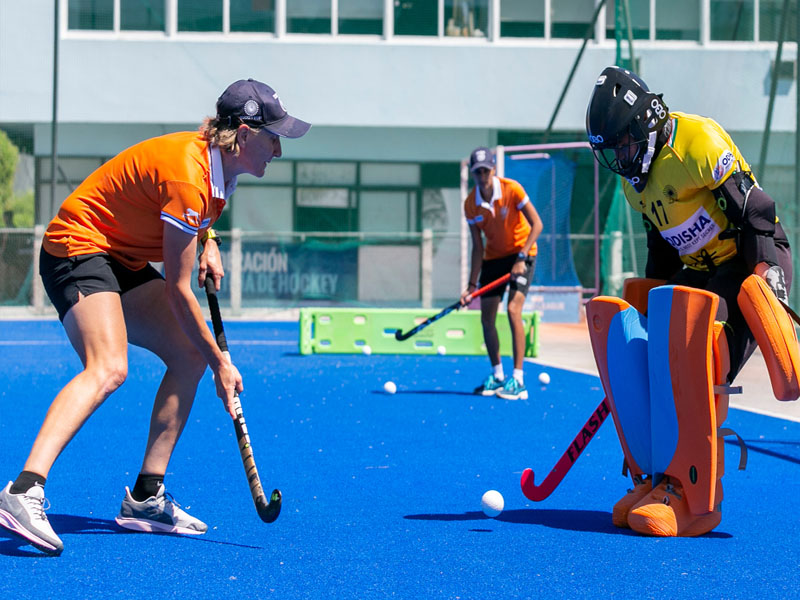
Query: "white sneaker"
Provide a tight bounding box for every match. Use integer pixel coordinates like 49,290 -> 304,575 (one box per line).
115,484 -> 207,535
0,482 -> 63,555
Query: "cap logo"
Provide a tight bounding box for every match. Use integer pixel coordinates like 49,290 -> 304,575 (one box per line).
243,99 -> 260,117
623,90 -> 638,106
273,92 -> 287,113
475,150 -> 487,161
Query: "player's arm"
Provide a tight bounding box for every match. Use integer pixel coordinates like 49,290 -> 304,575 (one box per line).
460,223 -> 484,305
642,214 -> 683,280
713,170 -> 783,279
162,222 -> 241,419
689,131 -> 783,283
513,200 -> 543,276
197,227 -> 225,290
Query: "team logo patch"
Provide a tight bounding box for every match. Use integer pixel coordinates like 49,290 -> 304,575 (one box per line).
712,150 -> 735,182
183,207 -> 201,228
659,206 -> 720,256
243,99 -> 260,117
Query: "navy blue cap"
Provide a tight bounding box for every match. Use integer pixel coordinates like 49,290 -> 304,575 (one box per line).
216,79 -> 311,139
469,147 -> 495,171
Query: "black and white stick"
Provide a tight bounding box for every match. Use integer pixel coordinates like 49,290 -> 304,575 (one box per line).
394,273 -> 512,341
204,276 -> 281,524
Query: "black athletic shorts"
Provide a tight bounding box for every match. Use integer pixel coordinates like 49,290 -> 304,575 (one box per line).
479,253 -> 536,299
40,248 -> 164,321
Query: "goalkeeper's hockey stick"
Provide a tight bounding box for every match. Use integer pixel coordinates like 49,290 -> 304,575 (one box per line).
520,398 -> 610,502
394,273 -> 511,341
205,276 -> 281,524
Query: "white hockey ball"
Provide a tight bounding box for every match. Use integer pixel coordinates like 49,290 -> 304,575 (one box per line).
383,381 -> 397,394
538,372 -> 550,385
437,345 -> 446,356
362,344 -> 372,355
481,490 -> 504,518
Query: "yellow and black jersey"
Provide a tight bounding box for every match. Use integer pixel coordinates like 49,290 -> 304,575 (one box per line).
622,111 -> 752,271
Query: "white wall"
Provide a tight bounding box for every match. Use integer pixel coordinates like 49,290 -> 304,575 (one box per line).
1,2 -> 797,160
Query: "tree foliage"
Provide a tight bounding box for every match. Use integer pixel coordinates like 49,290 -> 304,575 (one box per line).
0,129 -> 20,214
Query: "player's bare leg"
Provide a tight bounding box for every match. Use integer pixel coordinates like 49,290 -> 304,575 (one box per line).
506,289 -> 526,371
480,295 -> 502,365
498,290 -> 528,400
120,278 -> 207,476
474,295 -> 505,395
0,291 -> 128,555
25,291 -> 129,478
115,278 -> 209,535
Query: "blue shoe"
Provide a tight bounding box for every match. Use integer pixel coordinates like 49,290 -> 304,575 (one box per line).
474,374 -> 505,396
497,377 -> 528,400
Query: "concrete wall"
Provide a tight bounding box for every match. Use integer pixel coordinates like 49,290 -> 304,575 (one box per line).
1,3 -> 797,163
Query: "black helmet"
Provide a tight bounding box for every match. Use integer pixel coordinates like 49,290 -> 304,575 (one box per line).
586,66 -> 670,192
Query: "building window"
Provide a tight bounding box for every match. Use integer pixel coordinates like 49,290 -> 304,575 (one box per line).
551,0 -> 595,39
710,0 -> 754,41
121,0 -> 166,31
605,0 -> 651,40
287,0 -> 332,34
178,0 -> 223,32
655,0 -> 700,40
760,0 -> 798,41
394,0 -> 438,36
68,0 -> 113,30
445,0 -> 489,37
500,0 -> 544,38
231,0 -> 275,33
339,0 -> 383,35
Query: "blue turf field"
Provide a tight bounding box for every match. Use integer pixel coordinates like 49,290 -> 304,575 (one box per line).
1,320 -> 799,599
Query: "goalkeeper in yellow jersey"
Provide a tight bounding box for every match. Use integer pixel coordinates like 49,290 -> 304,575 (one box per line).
583,66 -> 795,537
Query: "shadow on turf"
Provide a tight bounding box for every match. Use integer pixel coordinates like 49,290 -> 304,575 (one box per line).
732,439 -> 800,465
0,514 -> 265,556
371,390 -> 478,397
404,509 -> 733,538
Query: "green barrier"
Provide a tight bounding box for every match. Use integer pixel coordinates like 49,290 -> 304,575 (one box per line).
299,307 -> 540,356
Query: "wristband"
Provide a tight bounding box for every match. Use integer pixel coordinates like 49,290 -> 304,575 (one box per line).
201,228 -> 222,247
516,251 -> 527,261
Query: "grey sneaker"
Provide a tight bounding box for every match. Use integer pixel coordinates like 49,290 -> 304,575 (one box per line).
115,484 -> 207,535
0,482 -> 63,555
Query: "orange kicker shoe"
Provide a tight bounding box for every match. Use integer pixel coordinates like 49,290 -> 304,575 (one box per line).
627,479 -> 721,537
612,477 -> 652,529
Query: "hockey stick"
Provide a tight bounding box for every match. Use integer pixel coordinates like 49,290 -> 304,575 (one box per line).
520,397 -> 610,502
204,276 -> 282,524
394,273 -> 512,341
778,298 -> 800,327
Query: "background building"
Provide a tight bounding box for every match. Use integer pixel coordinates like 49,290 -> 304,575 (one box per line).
0,0 -> 797,314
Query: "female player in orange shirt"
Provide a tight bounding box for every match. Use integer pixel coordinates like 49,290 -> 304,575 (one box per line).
460,147 -> 543,400
0,79 -> 310,555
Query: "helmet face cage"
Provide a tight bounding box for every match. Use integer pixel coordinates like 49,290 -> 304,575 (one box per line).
586,67 -> 669,181
590,122 -> 648,178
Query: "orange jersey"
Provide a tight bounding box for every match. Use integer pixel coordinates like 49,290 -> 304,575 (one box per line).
463,176 -> 536,260
43,131 -> 232,270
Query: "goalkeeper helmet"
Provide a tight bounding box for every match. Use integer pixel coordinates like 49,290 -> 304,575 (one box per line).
586,66 -> 670,192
